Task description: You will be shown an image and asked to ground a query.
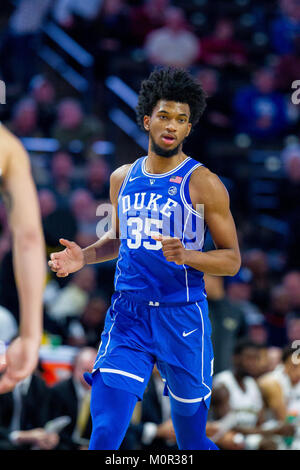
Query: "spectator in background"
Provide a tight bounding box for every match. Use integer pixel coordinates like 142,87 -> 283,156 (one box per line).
183,67 -> 233,158
243,249 -> 271,314
48,151 -> 76,208
66,292 -> 108,348
144,7 -> 200,69
53,0 -> 103,30
91,0 -> 132,79
29,75 -> 57,135
264,285 -> 290,348
225,267 -> 265,335
0,0 -> 52,90
70,189 -> 98,247
0,200 -> 10,264
279,145 -> 300,269
130,0 -> 170,47
258,346 -> 300,449
85,158 -> 110,202
200,17 -> 247,68
0,305 -> 18,344
275,36 -> 300,92
0,370 -> 55,450
49,347 -> 97,450
270,0 -> 300,55
233,67 -> 291,142
212,340 -> 293,450
52,98 -> 105,152
8,97 -> 41,138
205,274 -> 248,375
283,271 -> 300,319
279,143 -> 300,218
46,265 -> 97,323
38,189 -> 57,219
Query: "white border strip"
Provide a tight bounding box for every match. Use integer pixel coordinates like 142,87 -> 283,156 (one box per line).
118,158 -> 141,200
196,301 -> 212,396
167,385 -> 211,403
142,156 -> 191,178
180,163 -> 203,218
93,310 -> 119,369
182,211 -> 190,302
99,368 -> 145,383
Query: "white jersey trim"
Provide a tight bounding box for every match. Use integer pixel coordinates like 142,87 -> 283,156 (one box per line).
196,301 -> 212,396
93,310 -> 119,369
167,384 -> 211,403
99,368 -> 145,383
180,163 -> 204,219
142,156 -> 191,178
182,211 -> 191,302
118,158 -> 141,200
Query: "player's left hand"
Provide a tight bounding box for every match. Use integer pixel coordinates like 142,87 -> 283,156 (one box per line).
152,235 -> 187,265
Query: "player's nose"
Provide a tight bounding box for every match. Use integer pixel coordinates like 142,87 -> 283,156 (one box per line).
165,121 -> 177,133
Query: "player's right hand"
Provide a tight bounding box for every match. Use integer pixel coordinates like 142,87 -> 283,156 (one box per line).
48,238 -> 85,277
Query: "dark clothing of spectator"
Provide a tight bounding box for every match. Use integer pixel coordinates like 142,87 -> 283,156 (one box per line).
233,86 -> 290,140
183,91 -> 234,157
200,36 -> 247,67
270,15 -> 300,55
264,312 -> 289,348
49,377 -> 92,450
208,298 -> 248,374
275,53 -> 300,92
0,374 -> 50,450
129,5 -> 166,46
0,251 -> 19,322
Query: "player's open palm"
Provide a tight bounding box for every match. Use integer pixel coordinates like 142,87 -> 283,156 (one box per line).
48,238 -> 84,277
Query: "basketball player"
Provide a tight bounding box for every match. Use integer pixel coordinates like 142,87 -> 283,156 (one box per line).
49,67 -> 241,450
258,345 -> 300,421
0,124 -> 45,393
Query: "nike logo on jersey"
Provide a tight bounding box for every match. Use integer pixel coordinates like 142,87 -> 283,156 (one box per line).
129,176 -> 140,182
182,328 -> 198,337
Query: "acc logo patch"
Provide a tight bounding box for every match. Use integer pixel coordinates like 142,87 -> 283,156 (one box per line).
168,186 -> 177,196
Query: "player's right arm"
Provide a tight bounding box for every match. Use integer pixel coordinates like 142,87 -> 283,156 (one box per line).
49,164 -> 130,278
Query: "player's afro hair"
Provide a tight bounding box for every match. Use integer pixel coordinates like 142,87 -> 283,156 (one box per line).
136,67 -> 207,131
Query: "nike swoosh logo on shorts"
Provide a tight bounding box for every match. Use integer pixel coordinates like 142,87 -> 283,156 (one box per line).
129,176 -> 140,182
182,328 -> 198,337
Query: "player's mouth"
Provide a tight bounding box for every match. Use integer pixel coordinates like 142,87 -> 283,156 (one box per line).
161,134 -> 176,145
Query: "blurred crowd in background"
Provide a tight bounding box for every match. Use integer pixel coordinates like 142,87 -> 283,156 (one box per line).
0,0 -> 300,451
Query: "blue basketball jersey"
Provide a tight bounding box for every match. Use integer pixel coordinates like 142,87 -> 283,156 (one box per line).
114,156 -> 207,304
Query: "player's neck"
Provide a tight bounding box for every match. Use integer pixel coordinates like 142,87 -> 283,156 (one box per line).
146,150 -> 188,175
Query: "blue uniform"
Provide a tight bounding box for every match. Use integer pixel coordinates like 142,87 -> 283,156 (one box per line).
92,156 -> 214,414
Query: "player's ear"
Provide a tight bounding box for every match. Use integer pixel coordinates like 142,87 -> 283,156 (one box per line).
143,115 -> 150,132
186,122 -> 192,137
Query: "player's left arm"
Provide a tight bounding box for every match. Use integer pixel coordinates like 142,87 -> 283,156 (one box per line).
157,167 -> 241,276
0,128 -> 46,393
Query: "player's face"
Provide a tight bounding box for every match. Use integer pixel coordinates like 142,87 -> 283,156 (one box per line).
144,100 -> 192,158
235,348 -> 261,378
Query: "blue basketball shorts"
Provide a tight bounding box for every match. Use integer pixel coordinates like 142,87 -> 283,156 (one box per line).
92,291 -> 214,415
